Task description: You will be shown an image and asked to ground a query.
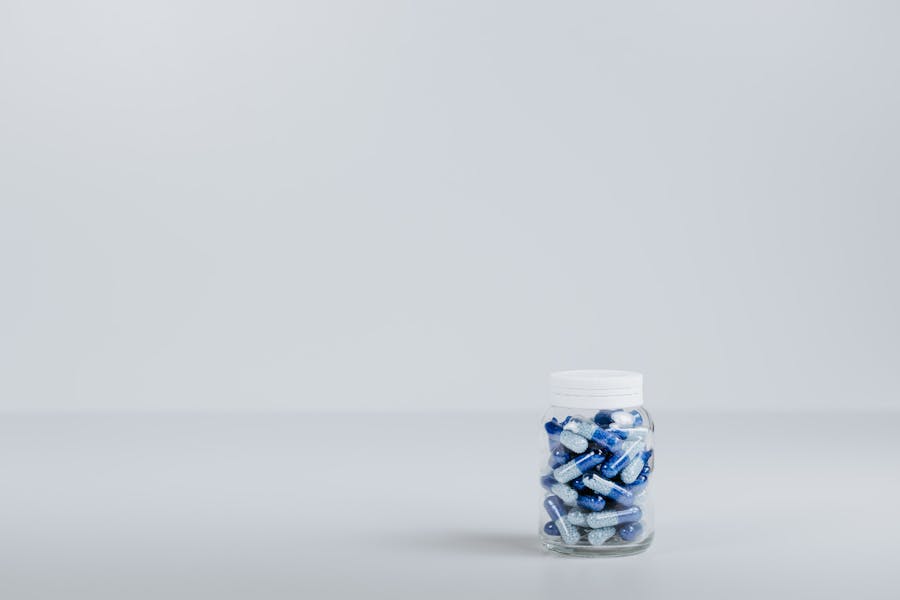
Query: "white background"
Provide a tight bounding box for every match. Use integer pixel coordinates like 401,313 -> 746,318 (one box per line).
3,1 -> 899,413
3,4 -> 900,599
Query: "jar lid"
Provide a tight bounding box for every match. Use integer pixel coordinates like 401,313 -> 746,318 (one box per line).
550,370 -> 643,409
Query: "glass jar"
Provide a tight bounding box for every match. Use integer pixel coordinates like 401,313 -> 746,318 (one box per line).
540,370 -> 654,557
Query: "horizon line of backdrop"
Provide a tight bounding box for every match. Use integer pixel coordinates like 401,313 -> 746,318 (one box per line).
1,1 -> 899,413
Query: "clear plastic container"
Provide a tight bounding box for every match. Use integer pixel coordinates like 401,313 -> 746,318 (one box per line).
540,370 -> 654,557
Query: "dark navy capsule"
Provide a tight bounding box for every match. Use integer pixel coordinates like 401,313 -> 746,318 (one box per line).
571,476 -> 588,492
618,522 -> 643,542
543,521 -> 560,536
593,410 -> 614,426
576,494 -> 606,512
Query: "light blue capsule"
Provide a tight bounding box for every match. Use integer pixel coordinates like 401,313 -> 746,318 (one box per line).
587,526 -> 617,546
581,474 -> 635,506
540,475 -> 579,506
563,418 -> 622,453
620,454 -> 645,484
565,508 -> 589,527
600,439 -> 644,479
586,506 -> 642,529
552,451 -> 605,483
620,449 -> 653,484
559,430 -> 589,453
544,495 -> 581,545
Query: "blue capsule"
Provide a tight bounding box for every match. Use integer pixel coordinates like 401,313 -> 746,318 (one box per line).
552,450 -> 605,483
620,449 -> 653,484
571,476 -> 588,492
545,418 -> 564,436
581,473 -> 635,506
586,506 -> 642,529
544,495 -> 581,545
593,410 -> 614,426
548,444 -> 572,468
576,494 -> 606,512
563,418 -> 622,453
618,522 -> 643,541
601,439 -> 645,479
544,521 -> 560,536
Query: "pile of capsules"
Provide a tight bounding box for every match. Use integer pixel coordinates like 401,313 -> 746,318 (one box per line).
540,409 -> 653,547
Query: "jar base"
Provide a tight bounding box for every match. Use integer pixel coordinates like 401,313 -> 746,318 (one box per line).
542,533 -> 654,557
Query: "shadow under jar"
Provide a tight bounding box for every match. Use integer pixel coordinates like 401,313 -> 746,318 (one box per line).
540,370 -> 654,557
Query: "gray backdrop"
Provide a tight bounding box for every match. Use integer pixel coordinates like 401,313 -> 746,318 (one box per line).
2,0 -> 898,412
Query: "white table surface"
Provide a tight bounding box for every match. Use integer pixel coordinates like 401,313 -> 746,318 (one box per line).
2,410 -> 898,599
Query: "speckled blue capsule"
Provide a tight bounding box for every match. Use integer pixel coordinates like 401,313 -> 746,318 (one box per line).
601,439 -> 644,479
559,430 -> 589,453
544,495 -> 581,545
543,521 -> 560,536
552,450 -> 605,483
576,493 -> 606,512
582,473 -> 635,506
563,418 -> 622,453
618,522 -> 643,541
586,506 -> 642,528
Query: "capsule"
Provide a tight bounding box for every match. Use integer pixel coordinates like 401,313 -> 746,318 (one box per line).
563,418 -> 622,453
586,506 -> 642,529
571,476 -> 588,492
544,418 -> 563,448
620,449 -> 653,484
540,474 -> 579,506
593,410 -> 614,427
543,521 -> 560,536
582,473 -> 635,506
600,439 -> 644,479
587,526 -> 617,546
559,430 -> 589,453
611,409 -> 643,428
565,508 -> 589,527
548,444 -> 572,469
544,495 -> 581,545
576,493 -> 606,512
552,451 -> 605,483
618,522 -> 644,542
